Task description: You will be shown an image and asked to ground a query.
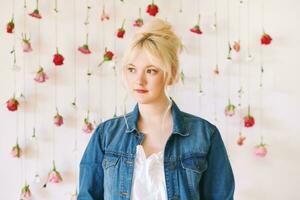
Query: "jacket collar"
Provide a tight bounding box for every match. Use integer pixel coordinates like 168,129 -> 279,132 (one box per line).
124,98 -> 189,136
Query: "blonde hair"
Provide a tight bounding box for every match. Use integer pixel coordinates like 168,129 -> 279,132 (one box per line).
120,18 -> 183,87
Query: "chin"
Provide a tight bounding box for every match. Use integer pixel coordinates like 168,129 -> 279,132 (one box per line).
133,94 -> 158,105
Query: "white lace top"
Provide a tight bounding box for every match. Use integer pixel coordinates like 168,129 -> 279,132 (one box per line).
130,145 -> 168,200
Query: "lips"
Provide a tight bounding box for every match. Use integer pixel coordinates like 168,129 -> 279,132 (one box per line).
134,89 -> 149,93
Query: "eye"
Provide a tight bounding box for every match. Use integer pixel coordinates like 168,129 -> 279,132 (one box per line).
127,67 -> 136,73
146,68 -> 158,75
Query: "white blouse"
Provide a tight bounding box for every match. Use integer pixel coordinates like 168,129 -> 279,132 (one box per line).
130,145 -> 168,200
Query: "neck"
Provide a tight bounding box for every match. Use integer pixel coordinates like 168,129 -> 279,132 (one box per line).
138,95 -> 172,123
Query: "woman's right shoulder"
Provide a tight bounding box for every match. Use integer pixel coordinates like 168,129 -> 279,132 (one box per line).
94,112 -> 133,137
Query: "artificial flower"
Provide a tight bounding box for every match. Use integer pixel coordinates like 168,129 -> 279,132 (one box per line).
6,96 -> 19,112
117,20 -> 126,38
244,105 -> 255,127
261,32 -> 272,45
6,18 -> 15,33
255,143 -> 267,157
34,66 -> 48,83
53,48 -> 64,66
21,33 -> 33,52
190,15 -> 203,35
225,99 -> 236,117
146,0 -> 159,16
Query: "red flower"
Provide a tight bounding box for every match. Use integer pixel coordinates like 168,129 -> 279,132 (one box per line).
104,50 -> 114,61
98,48 -> 114,67
117,20 -> 126,38
78,44 -> 91,54
146,1 -> 159,16
6,96 -> 19,112
244,105 -> 255,128
29,9 -> 42,19
261,32 -> 272,45
190,15 -> 203,35
6,19 -> 15,33
53,48 -> 64,66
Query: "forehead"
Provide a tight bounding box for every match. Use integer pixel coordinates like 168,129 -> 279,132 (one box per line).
127,47 -> 162,69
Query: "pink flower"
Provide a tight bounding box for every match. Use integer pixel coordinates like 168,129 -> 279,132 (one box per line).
78,44 -> 91,54
100,7 -> 110,21
255,143 -> 267,157
224,99 -> 235,117
22,33 -> 33,52
233,40 -> 241,52
237,135 -> 246,146
11,142 -> 22,158
133,18 -> 144,27
48,161 -> 63,184
78,33 -> 92,54
29,9 -> 42,19
34,67 -> 48,83
54,112 -> 63,127
82,117 -> 94,134
20,183 -> 31,200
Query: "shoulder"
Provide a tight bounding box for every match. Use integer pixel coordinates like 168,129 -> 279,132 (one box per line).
181,111 -> 218,136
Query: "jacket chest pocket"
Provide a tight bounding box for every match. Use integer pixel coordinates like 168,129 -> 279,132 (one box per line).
180,153 -> 207,195
102,154 -> 121,199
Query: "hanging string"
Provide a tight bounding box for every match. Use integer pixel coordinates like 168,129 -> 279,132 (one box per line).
98,0 -> 106,123
52,0 -> 59,163
237,0 -> 244,138
21,0 -> 28,187
246,0 -> 251,107
259,0 -> 265,144
72,0 -> 79,194
113,0 -> 118,117
212,0 -> 219,123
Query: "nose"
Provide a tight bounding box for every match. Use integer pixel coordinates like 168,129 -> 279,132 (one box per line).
135,71 -> 146,86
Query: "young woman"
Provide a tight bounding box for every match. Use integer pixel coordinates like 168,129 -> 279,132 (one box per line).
78,19 -> 235,200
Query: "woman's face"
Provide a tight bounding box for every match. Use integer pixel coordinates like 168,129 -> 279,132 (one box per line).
124,47 -> 167,104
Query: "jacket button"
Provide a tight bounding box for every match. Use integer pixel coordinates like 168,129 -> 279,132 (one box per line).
120,191 -> 128,197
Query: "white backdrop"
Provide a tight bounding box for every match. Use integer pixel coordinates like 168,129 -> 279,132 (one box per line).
1,0 -> 300,199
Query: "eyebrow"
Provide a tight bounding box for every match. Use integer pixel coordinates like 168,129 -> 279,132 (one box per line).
128,63 -> 157,68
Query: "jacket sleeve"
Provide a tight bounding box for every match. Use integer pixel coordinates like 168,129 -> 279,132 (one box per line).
78,124 -> 105,200
199,126 -> 235,200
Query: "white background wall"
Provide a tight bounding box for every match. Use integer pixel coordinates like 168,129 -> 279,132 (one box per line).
1,0 -> 300,199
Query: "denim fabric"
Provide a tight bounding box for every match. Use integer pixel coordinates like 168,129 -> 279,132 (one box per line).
78,99 -> 235,200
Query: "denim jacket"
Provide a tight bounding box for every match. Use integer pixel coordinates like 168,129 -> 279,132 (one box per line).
78,99 -> 235,200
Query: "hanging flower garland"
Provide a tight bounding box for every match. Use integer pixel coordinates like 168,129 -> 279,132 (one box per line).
48,0 -> 64,188
253,0 -> 270,157
212,0 -> 219,123
236,0 -> 246,146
